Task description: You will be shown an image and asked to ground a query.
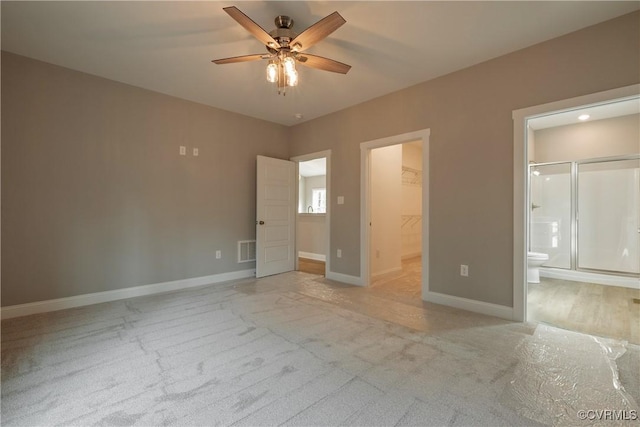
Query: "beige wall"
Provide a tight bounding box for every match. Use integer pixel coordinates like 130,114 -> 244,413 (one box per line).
371,145 -> 402,276
289,12 -> 640,306
1,52 -> 289,306
527,126 -> 536,163
297,214 -> 326,259
533,114 -> 640,163
402,143 -> 422,259
2,12 -> 639,310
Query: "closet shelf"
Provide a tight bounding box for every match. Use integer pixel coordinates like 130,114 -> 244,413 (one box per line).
402,166 -> 422,186
401,214 -> 422,228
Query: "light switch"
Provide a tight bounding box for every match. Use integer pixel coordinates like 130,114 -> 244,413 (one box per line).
337,196 -> 344,205
193,148 -> 199,156
179,146 -> 186,156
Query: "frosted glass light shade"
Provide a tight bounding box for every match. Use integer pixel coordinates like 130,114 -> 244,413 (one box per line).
266,62 -> 278,83
283,57 -> 296,74
287,69 -> 298,87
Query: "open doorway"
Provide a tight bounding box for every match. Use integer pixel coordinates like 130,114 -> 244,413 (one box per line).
368,142 -> 423,299
513,84 -> 639,343
292,151 -> 331,277
360,129 -> 430,300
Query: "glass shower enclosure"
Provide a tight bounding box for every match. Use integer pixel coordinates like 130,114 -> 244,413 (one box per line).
529,155 -> 640,276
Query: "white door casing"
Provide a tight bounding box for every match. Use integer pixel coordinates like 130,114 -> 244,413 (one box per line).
256,155 -> 296,278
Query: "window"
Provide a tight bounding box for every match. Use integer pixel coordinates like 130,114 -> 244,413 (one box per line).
311,188 -> 326,213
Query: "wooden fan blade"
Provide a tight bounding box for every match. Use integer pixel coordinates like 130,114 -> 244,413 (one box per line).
223,6 -> 280,49
290,11 -> 345,52
297,54 -> 351,74
212,54 -> 266,64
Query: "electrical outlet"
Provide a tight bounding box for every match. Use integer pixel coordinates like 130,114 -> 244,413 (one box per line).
193,148 -> 199,156
179,146 -> 186,156
460,264 -> 469,277
337,249 -> 342,258
216,250 -> 221,259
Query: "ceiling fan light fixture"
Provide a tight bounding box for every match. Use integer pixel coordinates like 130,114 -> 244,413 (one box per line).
286,69 -> 298,87
266,61 -> 278,83
283,56 -> 296,74
214,6 -> 350,96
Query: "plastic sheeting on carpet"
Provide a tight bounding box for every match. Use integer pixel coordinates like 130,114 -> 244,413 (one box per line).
504,324 -> 639,426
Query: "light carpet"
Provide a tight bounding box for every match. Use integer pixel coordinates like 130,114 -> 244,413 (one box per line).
2,272 -> 637,426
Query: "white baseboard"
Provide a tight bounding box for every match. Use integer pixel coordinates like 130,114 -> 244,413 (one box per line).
423,291 -> 514,320
326,271 -> 364,286
0,269 -> 256,320
402,252 -> 422,260
298,251 -> 326,262
540,268 -> 639,289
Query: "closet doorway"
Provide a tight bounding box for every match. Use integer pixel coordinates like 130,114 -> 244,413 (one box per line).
369,142 -> 423,298
360,129 -> 430,300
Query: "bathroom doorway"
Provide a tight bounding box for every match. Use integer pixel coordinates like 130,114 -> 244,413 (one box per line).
513,86 -> 640,343
292,151 -> 331,276
360,129 -> 430,300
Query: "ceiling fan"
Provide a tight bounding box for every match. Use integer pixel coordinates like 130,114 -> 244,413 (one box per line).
212,6 -> 351,95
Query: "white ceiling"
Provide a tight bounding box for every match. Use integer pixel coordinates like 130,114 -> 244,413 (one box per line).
528,97 -> 640,130
2,1 -> 638,126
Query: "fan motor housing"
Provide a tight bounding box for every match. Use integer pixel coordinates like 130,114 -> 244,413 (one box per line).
274,15 -> 293,29
267,15 -> 297,50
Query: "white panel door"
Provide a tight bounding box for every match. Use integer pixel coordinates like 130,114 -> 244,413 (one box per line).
256,155 -> 295,278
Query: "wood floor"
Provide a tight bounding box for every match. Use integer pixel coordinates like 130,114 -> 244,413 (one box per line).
370,257 -> 422,301
361,256 -> 639,345
298,257 -> 325,275
528,277 -> 640,344
297,254 -> 638,344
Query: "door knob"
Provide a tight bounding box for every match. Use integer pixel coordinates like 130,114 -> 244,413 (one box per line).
258,221 -> 265,225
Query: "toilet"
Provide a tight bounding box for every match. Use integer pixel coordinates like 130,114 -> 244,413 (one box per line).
527,251 -> 549,283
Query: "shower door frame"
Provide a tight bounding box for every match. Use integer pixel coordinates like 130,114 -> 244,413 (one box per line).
528,160 -> 575,270
529,154 -> 640,278
575,154 -> 640,276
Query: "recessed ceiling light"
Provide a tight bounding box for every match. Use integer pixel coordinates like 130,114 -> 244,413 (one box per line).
295,113 -> 304,120
578,114 -> 590,121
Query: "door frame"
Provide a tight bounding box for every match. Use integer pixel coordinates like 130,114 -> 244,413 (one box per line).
512,84 -> 639,321
360,129 -> 430,296
291,150 -> 331,276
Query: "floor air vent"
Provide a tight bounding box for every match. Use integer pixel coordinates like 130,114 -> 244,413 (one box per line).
238,240 -> 256,263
